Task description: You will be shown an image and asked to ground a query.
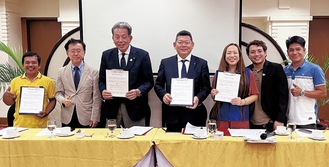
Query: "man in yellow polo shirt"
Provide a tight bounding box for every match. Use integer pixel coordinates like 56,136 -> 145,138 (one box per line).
2,51 -> 56,128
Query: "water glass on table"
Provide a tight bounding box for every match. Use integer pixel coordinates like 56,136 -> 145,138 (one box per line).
287,122 -> 296,139
47,120 -> 57,139
107,119 -> 117,138
208,122 -> 217,138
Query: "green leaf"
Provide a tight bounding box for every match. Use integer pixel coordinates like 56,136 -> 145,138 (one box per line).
0,63 -> 24,92
307,54 -> 329,107
0,41 -> 24,92
0,41 -> 23,71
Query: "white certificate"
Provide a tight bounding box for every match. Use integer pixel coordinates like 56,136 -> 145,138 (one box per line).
19,86 -> 45,114
170,78 -> 194,106
106,69 -> 129,97
214,71 -> 240,102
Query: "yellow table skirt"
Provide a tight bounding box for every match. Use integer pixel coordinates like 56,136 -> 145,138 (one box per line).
153,129 -> 329,167
2,128 -> 329,167
0,128 -> 157,167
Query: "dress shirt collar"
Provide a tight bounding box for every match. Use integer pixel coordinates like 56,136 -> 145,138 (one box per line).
118,45 -> 131,56
177,54 -> 191,62
71,61 -> 84,72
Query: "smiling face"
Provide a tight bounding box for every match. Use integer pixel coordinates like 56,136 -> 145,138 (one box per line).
173,35 -> 194,59
23,55 -> 40,78
112,28 -> 132,53
248,45 -> 266,67
225,45 -> 240,68
287,43 -> 306,67
67,43 -> 85,67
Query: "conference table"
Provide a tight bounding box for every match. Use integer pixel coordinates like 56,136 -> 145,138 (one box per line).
0,128 -> 156,167
153,129 -> 329,167
1,128 -> 329,167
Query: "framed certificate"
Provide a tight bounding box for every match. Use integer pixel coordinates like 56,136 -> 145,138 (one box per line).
19,86 -> 45,115
214,71 -> 240,102
170,78 -> 194,106
106,69 -> 129,97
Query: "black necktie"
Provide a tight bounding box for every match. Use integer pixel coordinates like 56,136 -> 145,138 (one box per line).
74,66 -> 80,90
181,60 -> 187,78
121,53 -> 126,69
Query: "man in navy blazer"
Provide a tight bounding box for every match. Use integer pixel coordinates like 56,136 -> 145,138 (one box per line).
99,22 -> 154,128
154,30 -> 211,132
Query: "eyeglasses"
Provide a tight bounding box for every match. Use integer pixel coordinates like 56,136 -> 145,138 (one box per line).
176,41 -> 192,46
68,49 -> 83,54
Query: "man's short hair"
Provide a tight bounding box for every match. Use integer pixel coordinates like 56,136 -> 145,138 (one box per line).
175,30 -> 193,42
286,36 -> 305,49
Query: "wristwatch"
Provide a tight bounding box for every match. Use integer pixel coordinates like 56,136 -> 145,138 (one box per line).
300,89 -> 305,96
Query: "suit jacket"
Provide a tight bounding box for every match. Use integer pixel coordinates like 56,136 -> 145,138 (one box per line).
56,62 -> 102,125
98,46 -> 154,121
247,60 -> 289,123
154,55 -> 211,126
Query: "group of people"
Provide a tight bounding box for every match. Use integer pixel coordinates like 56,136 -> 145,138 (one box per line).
2,22 -> 327,132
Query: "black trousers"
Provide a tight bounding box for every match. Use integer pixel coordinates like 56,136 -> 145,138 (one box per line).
62,107 -> 89,131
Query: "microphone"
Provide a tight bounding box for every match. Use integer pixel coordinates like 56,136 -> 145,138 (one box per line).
260,120 -> 275,140
260,131 -> 275,140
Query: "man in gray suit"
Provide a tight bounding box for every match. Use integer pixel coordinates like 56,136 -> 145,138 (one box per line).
56,38 -> 102,129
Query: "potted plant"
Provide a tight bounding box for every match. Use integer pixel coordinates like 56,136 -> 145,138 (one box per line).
0,41 -> 24,92
0,41 -> 24,127
307,54 -> 329,107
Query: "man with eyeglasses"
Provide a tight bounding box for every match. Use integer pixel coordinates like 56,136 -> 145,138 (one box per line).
284,35 -> 327,129
55,38 -> 102,129
154,30 -> 211,132
99,22 -> 154,128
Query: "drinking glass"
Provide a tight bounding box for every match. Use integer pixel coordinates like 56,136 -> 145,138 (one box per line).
108,119 -> 117,138
287,122 -> 296,139
208,122 -> 217,138
47,120 -> 57,138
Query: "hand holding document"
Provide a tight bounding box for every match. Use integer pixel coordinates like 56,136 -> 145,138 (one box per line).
214,71 -> 240,102
19,86 -> 45,114
170,78 -> 194,106
106,69 -> 129,97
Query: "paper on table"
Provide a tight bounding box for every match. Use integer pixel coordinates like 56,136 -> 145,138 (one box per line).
228,129 -> 264,137
35,128 -> 64,136
234,129 -> 277,143
183,122 -> 206,135
0,127 -> 28,136
129,126 -> 153,135
296,129 -> 325,138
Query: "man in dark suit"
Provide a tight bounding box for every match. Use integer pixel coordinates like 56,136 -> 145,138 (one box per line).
154,30 -> 211,132
99,22 -> 154,128
246,40 -> 289,130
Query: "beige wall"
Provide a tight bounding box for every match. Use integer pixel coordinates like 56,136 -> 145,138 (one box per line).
241,0 -> 329,52
243,0 -> 310,17
20,0 -> 58,17
310,0 -> 329,16
243,0 -> 329,32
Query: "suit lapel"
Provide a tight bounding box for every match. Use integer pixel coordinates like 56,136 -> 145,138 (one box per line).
65,62 -> 76,90
125,47 -> 136,71
108,49 -> 120,69
77,64 -> 90,91
187,55 -> 197,78
171,56 -> 179,78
